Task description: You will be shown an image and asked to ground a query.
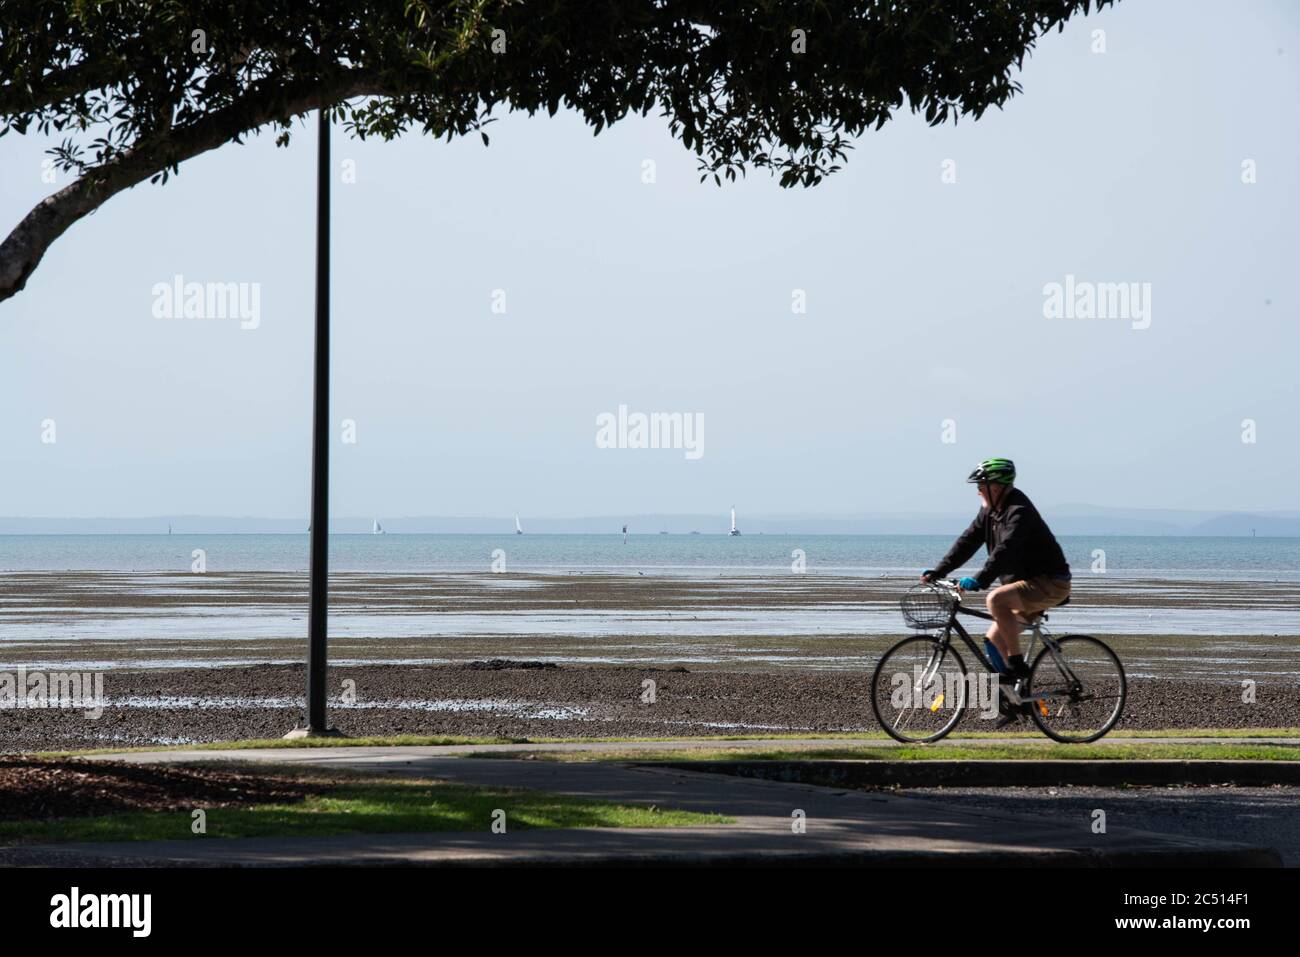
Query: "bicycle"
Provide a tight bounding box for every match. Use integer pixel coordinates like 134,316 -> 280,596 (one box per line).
870,579 -> 1126,744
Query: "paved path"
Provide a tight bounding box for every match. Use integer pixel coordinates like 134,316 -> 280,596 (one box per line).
899,785 -> 1300,868
13,744 -> 1285,866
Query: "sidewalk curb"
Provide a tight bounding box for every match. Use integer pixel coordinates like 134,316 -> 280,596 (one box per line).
12,838 -> 1280,869
143,849 -> 1281,867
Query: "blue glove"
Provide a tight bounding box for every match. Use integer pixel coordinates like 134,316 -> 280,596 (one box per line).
920,569 -> 935,580
958,576 -> 980,591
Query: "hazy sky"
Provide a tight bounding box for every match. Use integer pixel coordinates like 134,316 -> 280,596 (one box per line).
1,0 -> 1296,521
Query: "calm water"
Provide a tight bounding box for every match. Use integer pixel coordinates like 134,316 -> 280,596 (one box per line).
2,534 -> 1299,580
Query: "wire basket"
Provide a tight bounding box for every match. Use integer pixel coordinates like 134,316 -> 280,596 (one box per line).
900,583 -> 958,629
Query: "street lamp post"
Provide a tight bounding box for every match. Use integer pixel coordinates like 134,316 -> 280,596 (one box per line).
288,106 -> 342,738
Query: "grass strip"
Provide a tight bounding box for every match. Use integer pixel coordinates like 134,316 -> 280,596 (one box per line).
0,765 -> 729,844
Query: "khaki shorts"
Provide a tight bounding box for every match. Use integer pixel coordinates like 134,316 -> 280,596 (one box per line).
1009,575 -> 1071,618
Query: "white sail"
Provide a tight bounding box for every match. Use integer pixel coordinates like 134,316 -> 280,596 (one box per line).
373,519 -> 383,535
730,505 -> 740,536
515,513 -> 523,534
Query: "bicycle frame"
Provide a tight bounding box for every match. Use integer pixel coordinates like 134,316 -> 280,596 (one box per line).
940,604 -> 999,670
924,595 -> 1071,678
933,599 -> 1091,705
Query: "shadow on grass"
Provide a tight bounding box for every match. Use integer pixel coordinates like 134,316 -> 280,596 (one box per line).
0,774 -> 729,845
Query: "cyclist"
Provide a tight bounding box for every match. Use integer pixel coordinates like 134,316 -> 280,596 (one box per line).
921,458 -> 1071,723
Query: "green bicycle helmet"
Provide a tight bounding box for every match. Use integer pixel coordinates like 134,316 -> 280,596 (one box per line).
966,457 -> 1016,485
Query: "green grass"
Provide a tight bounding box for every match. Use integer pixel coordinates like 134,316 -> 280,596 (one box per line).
0,766 -> 730,845
464,741 -> 1300,764
31,732 -> 897,758
1098,727 -> 1300,739
26,734 -> 526,758
25,727 -> 1300,760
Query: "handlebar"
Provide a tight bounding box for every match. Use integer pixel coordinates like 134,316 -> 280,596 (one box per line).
923,577 -> 966,595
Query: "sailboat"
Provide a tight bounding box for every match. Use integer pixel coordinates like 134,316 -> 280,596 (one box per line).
622,523 -> 628,544
730,505 -> 741,536
373,519 -> 384,535
515,514 -> 523,535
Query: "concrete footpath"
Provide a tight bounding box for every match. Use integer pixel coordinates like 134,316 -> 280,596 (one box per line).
12,743 -> 1289,867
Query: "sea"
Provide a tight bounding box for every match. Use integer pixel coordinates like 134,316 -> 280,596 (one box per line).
1,533 -> 1299,580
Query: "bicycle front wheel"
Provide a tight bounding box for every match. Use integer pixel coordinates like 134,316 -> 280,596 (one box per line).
870,635 -> 967,744
1026,634 -> 1126,743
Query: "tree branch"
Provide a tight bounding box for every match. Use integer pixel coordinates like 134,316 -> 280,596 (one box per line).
0,56 -> 128,119
0,73 -> 376,303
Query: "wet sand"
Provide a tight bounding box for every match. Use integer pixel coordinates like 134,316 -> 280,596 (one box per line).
1,571 -> 1296,672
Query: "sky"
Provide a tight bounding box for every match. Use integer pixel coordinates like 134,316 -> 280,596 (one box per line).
1,0 -> 1297,523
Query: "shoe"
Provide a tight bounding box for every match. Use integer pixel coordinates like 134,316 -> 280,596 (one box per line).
994,707 -> 1024,729
998,672 -> 1024,705
993,691 -> 1023,728
1001,664 -> 1032,698
995,691 -> 1039,727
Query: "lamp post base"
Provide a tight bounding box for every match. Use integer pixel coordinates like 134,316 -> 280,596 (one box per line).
282,726 -> 347,740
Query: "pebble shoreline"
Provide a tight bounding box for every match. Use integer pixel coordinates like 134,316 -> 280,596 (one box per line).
2,662 -> 1295,753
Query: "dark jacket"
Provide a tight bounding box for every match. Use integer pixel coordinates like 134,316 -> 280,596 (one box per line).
931,487 -> 1070,589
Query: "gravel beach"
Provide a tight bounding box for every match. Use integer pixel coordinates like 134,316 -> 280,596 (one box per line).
2,661 -> 1297,753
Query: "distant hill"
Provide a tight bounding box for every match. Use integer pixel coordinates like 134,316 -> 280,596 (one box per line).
1049,504 -> 1300,537
1186,513 -> 1300,537
1,507 -> 1298,536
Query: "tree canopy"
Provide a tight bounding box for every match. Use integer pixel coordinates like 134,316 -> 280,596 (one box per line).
0,0 -> 1114,302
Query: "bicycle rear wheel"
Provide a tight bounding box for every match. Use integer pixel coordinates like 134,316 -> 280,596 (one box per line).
1026,634 -> 1126,743
871,634 -> 967,743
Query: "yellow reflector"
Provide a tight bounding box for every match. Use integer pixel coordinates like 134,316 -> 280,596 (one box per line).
929,693 -> 945,712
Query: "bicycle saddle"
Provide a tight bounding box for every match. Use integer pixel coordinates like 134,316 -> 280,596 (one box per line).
1020,595 -> 1069,624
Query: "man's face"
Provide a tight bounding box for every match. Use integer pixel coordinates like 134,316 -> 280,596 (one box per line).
977,482 -> 1004,509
